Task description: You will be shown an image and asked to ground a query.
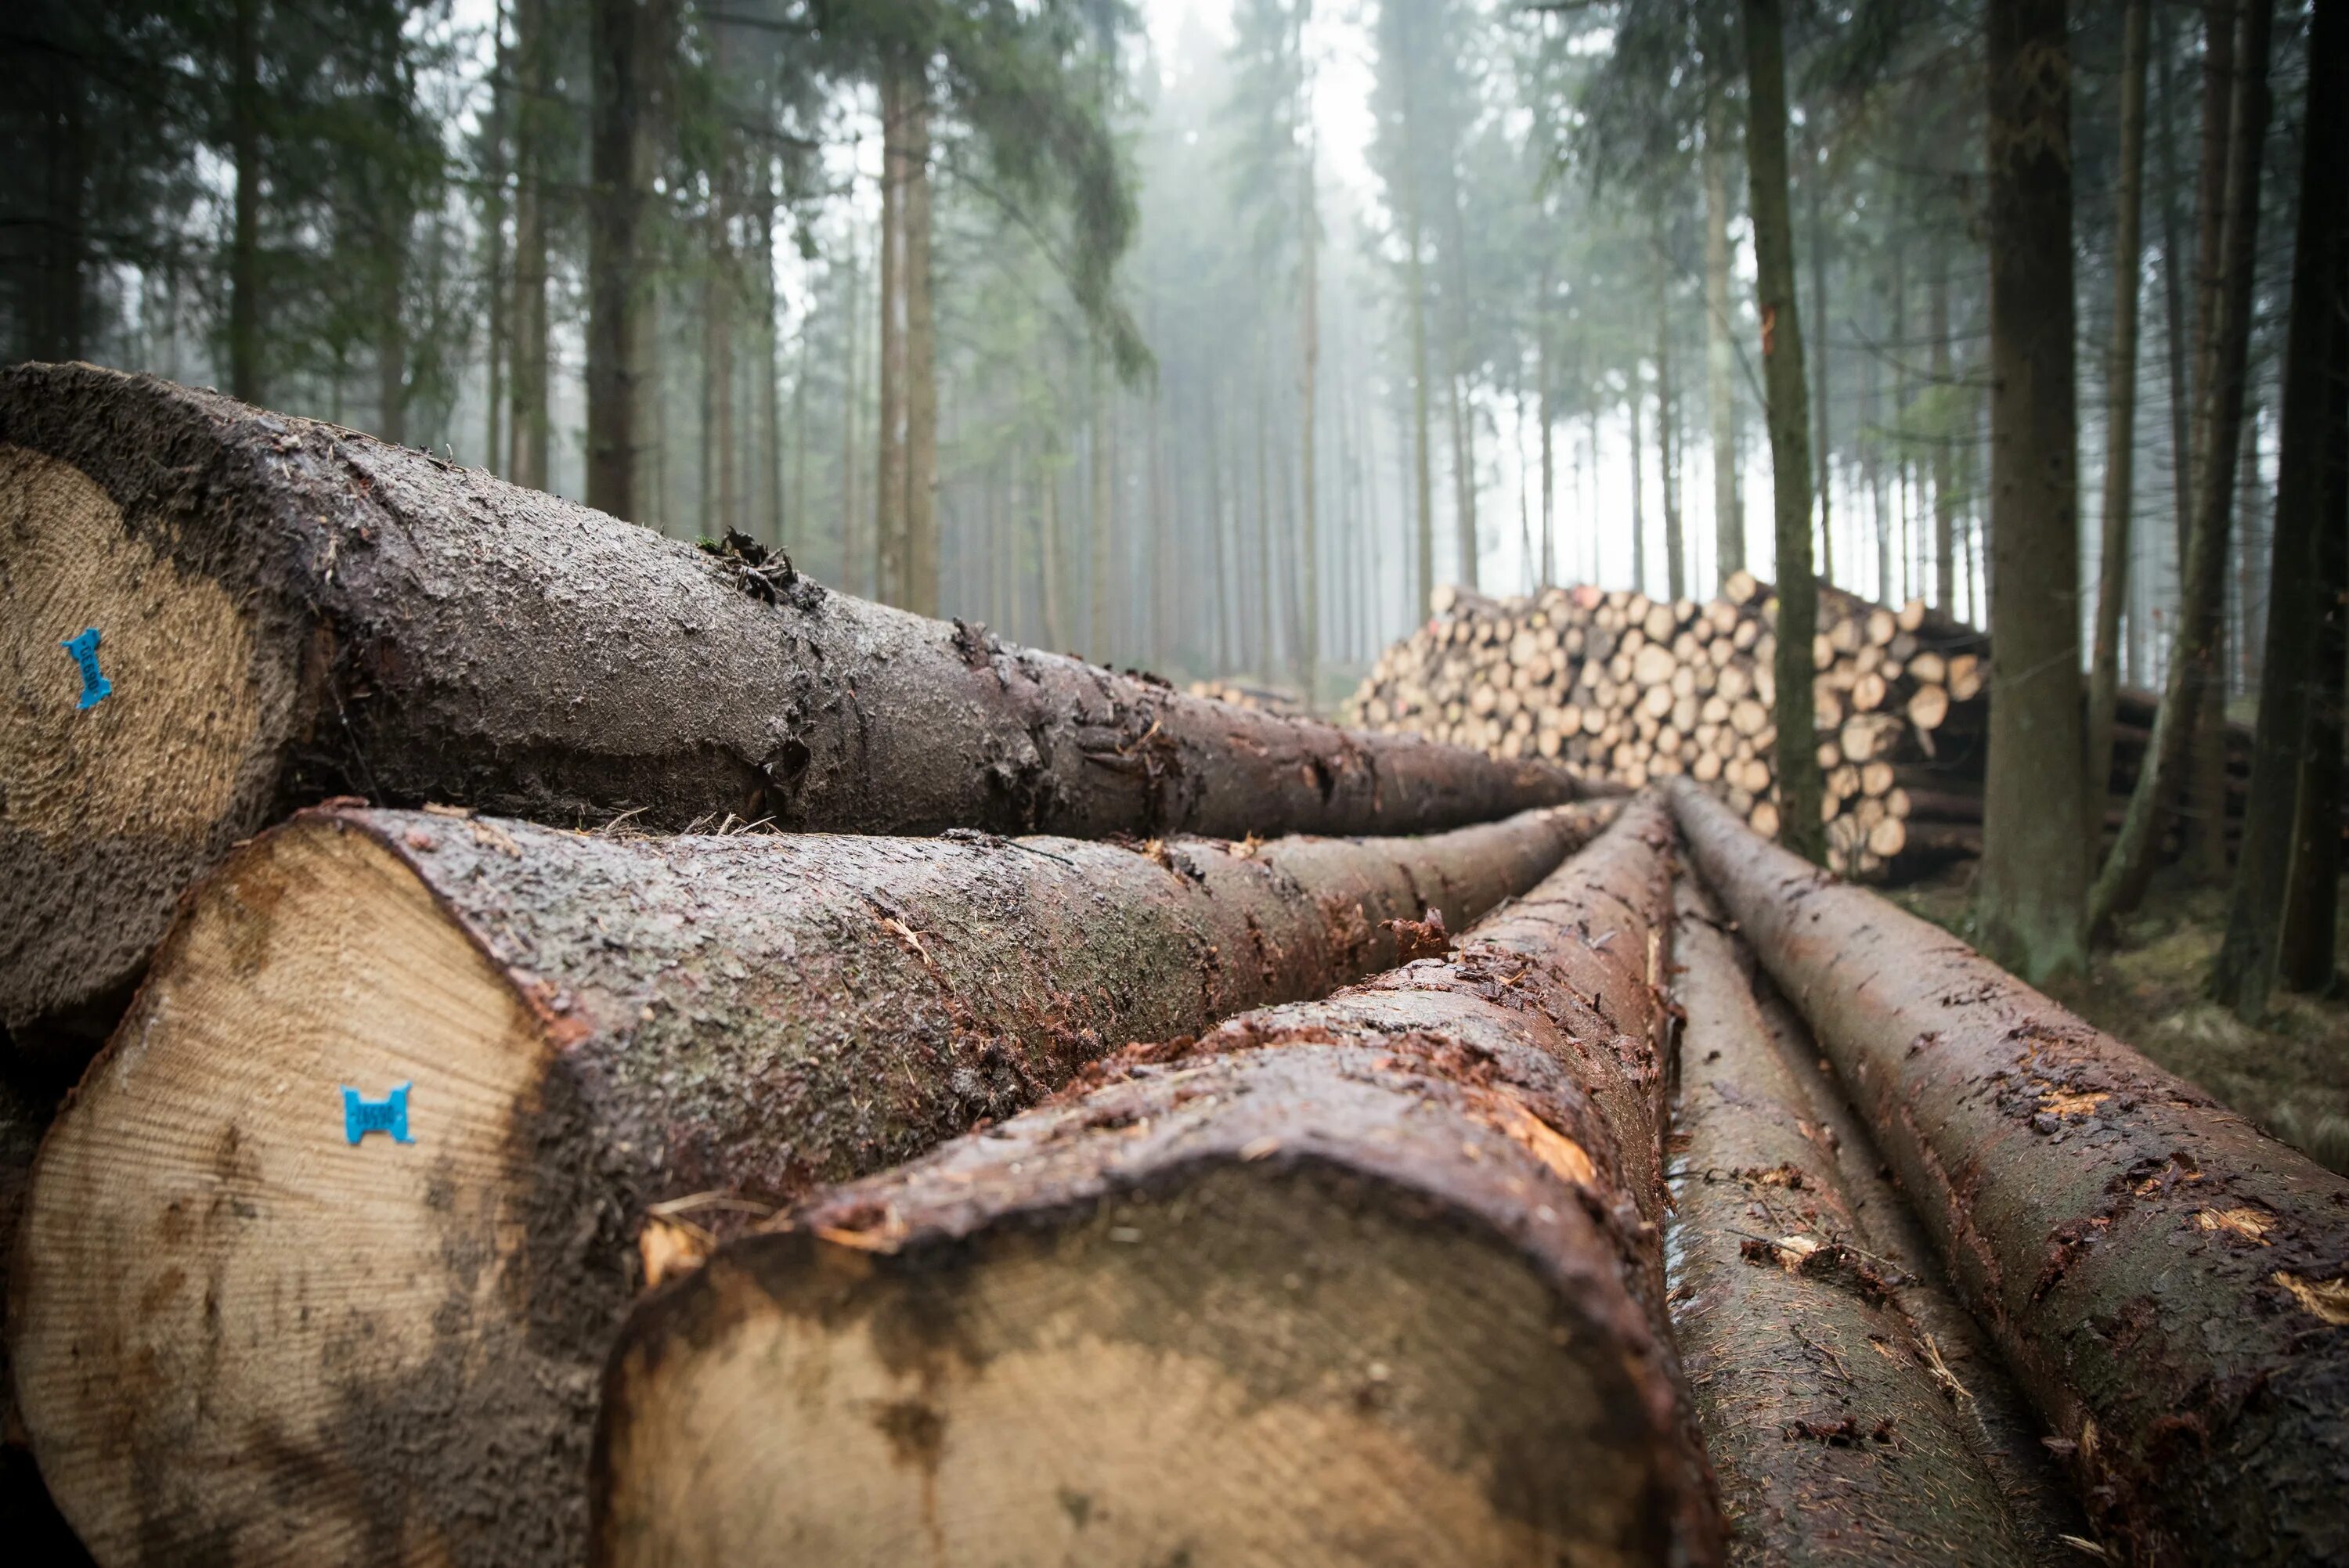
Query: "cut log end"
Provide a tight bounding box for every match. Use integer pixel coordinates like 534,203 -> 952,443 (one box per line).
12,816 -> 565,1566
597,1132 -> 1687,1568
1,442 -> 270,1034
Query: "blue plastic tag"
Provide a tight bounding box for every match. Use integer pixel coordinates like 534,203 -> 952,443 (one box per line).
342,1083 -> 414,1144
61,627 -> 110,710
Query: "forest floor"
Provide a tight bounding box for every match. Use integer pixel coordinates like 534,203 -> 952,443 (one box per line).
1890,869 -> 2349,1177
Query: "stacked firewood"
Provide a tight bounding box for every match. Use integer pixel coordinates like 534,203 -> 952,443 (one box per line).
7,369 -> 2346,1568
1183,676 -> 1303,715
1350,572 -> 2259,882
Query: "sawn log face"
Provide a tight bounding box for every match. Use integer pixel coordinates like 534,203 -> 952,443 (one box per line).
8,801 -> 1605,1568
0,365 -> 1592,1044
591,795 -> 1723,1568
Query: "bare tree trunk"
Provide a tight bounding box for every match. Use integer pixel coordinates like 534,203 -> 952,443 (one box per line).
874,59 -> 910,604
2215,0 -> 2347,1011
839,239 -> 862,596
760,155 -> 783,546
587,0 -> 673,519
483,8 -> 508,475
1741,0 -> 1823,863
2093,0 -> 2275,931
1297,95 -> 1319,708
1977,0 -> 2090,979
1704,81 -> 1742,581
1807,141 -> 1835,586
1929,243 -> 1954,611
904,77 -> 937,617
508,0 -> 550,489
229,0 -> 262,403
1631,361 -> 1648,596
2087,0 -> 2151,849
1656,251 -> 1683,595
1538,264 -> 1555,588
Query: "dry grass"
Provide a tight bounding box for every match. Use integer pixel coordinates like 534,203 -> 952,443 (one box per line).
1889,871 -> 2349,1177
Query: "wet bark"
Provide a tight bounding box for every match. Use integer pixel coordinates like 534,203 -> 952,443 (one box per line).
2214,0 -> 2348,1014
1669,879 -> 2063,1566
0,366 -> 1598,1046
592,796 -> 1722,1568
1672,779 -> 2349,1567
8,800 -> 1608,1568
1977,0 -> 2089,979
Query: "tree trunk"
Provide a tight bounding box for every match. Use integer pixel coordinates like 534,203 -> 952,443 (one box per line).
0,368 -> 1607,1047
586,0 -> 672,520
2092,0 -> 2274,931
1929,241 -> 1955,612
1631,367 -> 1648,597
839,238 -> 863,596
1807,141 -> 1835,586
482,13 -> 508,476
1656,248 -> 1683,597
1298,117 -> 1319,708
229,0 -> 262,403
1704,81 -> 1743,582
1977,0 -> 2089,979
1408,211 -> 1434,618
1672,779 -> 2349,1567
1670,880 -> 2063,1565
904,78 -> 936,618
2087,0 -> 2152,855
2217,7 -> 2347,1011
508,0 -> 550,489
11,798 -> 1611,1568
760,156 -> 783,546
591,797 -> 1723,1568
1740,0 -> 1823,864
875,59 -> 907,604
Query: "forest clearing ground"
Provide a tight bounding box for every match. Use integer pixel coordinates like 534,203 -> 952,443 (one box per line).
1889,870 -> 2349,1176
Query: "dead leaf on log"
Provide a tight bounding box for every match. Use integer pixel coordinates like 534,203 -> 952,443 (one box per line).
2273,1271 -> 2349,1326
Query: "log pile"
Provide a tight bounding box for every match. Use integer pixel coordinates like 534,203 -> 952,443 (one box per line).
1348,574 -> 2266,882
1182,676 -> 1304,715
9,370 -> 2349,1568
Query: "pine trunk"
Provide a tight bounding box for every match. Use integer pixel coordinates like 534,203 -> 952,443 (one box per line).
2093,0 -> 2275,931
229,0 -> 262,402
1674,780 -> 2349,1567
2087,0 -> 2152,854
591,798 -> 1723,1568
1704,83 -> 1741,581
1739,0 -> 1823,864
1977,0 -> 2089,978
508,0 -> 550,488
586,0 -> 672,520
0,368 -> 1603,1046
10,801 -> 1611,1568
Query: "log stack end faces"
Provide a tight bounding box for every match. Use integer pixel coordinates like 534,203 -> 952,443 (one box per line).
590,795 -> 1725,1568
0,366 -> 1597,1047
5,802 -> 1598,1568
1667,878 -> 2045,1566
1667,778 -> 2349,1566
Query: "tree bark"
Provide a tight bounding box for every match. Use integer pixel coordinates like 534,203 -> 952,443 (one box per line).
0,367 -> 1607,1047
1807,140 -> 1835,587
229,0 -> 262,403
1739,0 -> 1823,865
1672,779 -> 2349,1568
875,58 -> 907,604
1669,880 -> 2059,1565
1298,91 -> 1319,708
1929,240 -> 1954,613
1977,0 -> 2089,979
10,798 -> 1611,1568
508,0 -> 550,490
2217,7 -> 2348,1011
1408,206 -> 1434,618
1704,81 -> 1742,582
904,75 -> 936,618
2087,0 -> 2152,857
2092,0 -> 2275,932
587,0 -> 673,520
591,796 -> 1723,1568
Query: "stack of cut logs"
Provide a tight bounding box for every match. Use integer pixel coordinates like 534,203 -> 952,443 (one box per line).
1350,571 -> 2257,882
1183,676 -> 1304,715
5,368 -> 2347,1568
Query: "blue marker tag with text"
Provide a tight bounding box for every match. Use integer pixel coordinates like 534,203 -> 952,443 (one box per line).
342,1083 -> 414,1145
61,627 -> 110,710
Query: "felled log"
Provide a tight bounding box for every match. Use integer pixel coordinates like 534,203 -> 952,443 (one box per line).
0,365 -> 1593,1047
1671,779 -> 2349,1566
9,800 -> 1608,1568
590,797 -> 1723,1568
1669,880 -> 2052,1566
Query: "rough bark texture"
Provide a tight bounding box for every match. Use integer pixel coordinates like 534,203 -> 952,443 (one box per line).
2217,0 -> 2347,1011
7,800 -> 1607,1568
0,366 -> 1597,1049
1669,878 -> 2065,1566
1739,0 -> 1823,867
1672,779 -> 2349,1567
592,796 -> 1721,1568
1977,0 -> 2090,980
